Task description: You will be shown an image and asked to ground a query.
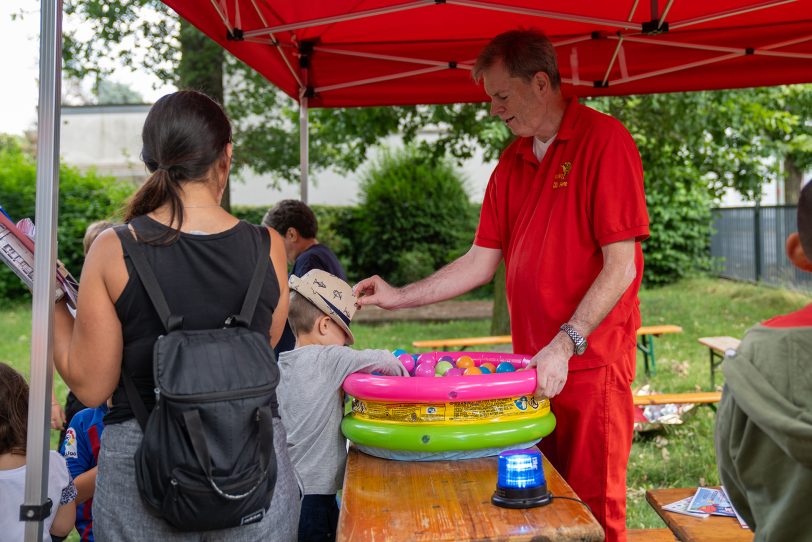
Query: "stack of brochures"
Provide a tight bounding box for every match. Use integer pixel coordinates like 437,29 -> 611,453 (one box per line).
0,206 -> 78,309
663,486 -> 749,529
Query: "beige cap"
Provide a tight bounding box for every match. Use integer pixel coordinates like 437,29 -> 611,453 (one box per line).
289,269 -> 357,345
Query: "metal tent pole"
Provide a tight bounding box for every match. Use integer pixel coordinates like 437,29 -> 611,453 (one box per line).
300,93 -> 309,204
22,0 -> 62,539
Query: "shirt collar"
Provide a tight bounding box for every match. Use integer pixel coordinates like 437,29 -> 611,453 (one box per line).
516,97 -> 580,163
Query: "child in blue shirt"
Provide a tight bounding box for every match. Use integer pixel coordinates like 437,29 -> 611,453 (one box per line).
60,404 -> 108,542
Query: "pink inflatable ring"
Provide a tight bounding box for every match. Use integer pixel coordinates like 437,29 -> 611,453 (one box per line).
343,352 -> 536,403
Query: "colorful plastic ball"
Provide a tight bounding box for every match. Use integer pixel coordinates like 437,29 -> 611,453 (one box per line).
414,363 -> 437,378
416,353 -> 437,367
392,349 -> 408,358
479,362 -> 496,374
445,367 -> 465,377
438,355 -> 454,364
397,353 -> 415,374
495,361 -> 516,373
435,361 -> 454,376
456,355 -> 475,369
479,366 -> 492,374
463,366 -> 482,376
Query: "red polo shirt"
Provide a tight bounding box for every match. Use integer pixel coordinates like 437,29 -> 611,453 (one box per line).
475,98 -> 649,370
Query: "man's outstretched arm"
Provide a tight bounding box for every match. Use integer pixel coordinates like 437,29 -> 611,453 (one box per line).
354,245 -> 502,310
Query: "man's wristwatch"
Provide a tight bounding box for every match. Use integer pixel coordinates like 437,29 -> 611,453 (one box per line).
560,324 -> 587,356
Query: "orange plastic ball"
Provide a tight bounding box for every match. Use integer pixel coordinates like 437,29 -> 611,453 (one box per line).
456,355 -> 475,369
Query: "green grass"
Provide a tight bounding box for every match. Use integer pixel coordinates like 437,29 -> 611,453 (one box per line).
2,277 -> 809,534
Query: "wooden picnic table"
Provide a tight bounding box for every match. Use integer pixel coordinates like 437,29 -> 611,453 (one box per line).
646,488 -> 753,542
337,446 -> 605,542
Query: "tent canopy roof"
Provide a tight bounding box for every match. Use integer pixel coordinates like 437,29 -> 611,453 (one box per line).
164,0 -> 812,107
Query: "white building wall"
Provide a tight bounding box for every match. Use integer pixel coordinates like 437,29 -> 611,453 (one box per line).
59,105 -> 497,207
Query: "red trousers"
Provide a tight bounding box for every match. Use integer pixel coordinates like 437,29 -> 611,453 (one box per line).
538,347 -> 636,542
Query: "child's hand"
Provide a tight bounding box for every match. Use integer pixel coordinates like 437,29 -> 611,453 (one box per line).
51,401 -> 65,430
383,362 -> 410,377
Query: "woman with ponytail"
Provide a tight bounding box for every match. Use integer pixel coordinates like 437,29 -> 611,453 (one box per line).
52,90 -> 299,541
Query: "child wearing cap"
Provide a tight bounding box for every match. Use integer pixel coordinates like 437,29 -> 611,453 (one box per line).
277,269 -> 409,542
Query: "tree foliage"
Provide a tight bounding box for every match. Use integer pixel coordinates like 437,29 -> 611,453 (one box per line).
589,87 -> 812,284
349,146 -> 477,286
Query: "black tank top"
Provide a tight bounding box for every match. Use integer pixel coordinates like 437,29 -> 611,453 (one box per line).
106,215 -> 280,425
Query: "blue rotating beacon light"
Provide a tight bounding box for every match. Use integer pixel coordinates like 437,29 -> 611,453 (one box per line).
491,448 -> 552,509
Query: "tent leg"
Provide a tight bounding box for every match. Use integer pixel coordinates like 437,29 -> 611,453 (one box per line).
23,1 -> 62,540
299,95 -> 309,203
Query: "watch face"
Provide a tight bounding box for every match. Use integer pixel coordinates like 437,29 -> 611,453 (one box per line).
575,341 -> 587,356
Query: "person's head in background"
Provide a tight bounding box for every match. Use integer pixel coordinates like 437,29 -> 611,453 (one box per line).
83,220 -> 116,256
787,180 -> 812,273
286,270 -> 356,348
126,90 -> 232,242
263,199 -> 319,265
0,362 -> 29,457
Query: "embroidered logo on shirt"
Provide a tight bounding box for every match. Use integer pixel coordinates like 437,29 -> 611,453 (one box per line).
63,427 -> 78,459
553,161 -> 572,189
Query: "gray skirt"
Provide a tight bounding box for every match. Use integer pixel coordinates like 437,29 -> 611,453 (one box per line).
94,418 -> 302,542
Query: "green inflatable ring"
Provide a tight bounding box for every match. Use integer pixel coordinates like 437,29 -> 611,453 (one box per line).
341,412 -> 556,452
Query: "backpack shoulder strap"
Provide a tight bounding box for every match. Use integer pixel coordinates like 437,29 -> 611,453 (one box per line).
114,223 -> 182,332
230,226 -> 271,327
114,222 -> 175,431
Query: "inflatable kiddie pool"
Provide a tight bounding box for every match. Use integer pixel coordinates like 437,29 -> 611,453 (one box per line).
341,351 -> 556,460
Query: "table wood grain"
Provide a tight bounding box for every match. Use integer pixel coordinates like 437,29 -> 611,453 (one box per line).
337,446 -> 604,542
646,488 -> 753,542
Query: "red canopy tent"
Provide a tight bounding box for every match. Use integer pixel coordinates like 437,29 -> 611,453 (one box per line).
20,2 -> 812,539
163,0 -> 812,107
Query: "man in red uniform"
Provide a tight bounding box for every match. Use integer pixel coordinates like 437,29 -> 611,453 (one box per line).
354,29 -> 648,542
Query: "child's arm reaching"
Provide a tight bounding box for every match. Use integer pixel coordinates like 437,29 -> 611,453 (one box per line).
50,476 -> 77,538
50,498 -> 76,539
330,347 -> 410,381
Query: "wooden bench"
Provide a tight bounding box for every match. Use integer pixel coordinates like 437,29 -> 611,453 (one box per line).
411,334 -> 512,350
697,336 -> 741,389
628,528 -> 677,541
637,325 -> 683,376
633,391 -> 722,407
411,325 -> 683,377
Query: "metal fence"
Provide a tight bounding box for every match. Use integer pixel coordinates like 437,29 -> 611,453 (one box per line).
711,205 -> 812,292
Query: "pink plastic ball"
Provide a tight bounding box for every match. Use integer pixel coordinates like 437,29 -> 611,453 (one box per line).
414,363 -> 437,378
445,367 -> 465,377
416,353 -> 437,368
397,353 -> 416,374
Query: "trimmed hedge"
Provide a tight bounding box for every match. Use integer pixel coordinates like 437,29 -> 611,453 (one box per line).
351,146 -> 478,285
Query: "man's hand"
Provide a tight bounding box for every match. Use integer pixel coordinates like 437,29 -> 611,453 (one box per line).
528,332 -> 574,398
353,275 -> 401,309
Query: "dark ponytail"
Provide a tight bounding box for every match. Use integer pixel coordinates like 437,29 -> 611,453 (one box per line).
126,90 -> 232,243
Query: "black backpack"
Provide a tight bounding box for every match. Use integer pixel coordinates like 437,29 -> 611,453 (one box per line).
115,224 -> 280,531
